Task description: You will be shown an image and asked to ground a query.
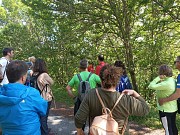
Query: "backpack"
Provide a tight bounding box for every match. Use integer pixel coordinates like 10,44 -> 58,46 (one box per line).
116,75 -> 132,92
90,89 -> 127,135
77,72 -> 92,101
30,73 -> 41,93
25,70 -> 32,86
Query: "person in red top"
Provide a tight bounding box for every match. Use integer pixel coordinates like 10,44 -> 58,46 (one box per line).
95,54 -> 106,76
87,62 -> 95,73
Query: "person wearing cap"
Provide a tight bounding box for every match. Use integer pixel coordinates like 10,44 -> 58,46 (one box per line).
95,54 -> 106,76
66,59 -> 101,131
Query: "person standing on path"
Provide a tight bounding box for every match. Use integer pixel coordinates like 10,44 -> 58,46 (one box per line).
0,47 -> 14,135
66,59 -> 101,130
95,54 -> 106,76
32,58 -> 54,135
148,64 -> 178,135
0,47 -> 14,86
159,56 -> 180,105
114,60 -> 132,92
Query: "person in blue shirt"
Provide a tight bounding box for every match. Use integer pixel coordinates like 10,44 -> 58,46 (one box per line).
0,60 -> 47,135
114,60 -> 132,92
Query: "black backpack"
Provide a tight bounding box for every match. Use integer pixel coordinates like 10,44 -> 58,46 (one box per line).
30,73 -> 41,93
77,73 -> 92,101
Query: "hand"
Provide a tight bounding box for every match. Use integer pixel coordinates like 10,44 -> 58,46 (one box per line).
123,89 -> 140,98
76,128 -> 85,135
158,98 -> 165,106
159,75 -> 166,81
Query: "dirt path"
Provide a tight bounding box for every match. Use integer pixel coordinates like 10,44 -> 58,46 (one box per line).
48,102 -> 164,135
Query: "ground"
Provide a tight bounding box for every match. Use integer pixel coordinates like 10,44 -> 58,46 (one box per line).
48,102 -> 165,135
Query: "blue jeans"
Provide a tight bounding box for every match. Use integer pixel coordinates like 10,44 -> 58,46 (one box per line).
40,101 -> 51,135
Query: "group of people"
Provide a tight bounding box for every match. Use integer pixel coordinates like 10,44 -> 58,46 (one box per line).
0,48 -> 54,135
66,55 -> 180,135
66,55 -> 149,135
0,47 -> 179,135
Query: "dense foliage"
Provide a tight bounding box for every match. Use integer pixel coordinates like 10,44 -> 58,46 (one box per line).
0,0 -> 179,104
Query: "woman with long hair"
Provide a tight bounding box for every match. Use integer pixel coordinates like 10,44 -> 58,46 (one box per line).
33,58 -> 54,135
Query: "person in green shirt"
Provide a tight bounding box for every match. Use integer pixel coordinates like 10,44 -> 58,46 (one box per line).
148,64 -> 178,135
66,59 -> 101,130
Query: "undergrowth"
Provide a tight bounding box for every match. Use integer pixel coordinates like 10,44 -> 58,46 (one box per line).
52,85 -> 180,131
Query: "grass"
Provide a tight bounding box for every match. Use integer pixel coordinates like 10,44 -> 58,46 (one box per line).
52,84 -> 74,107
52,85 -> 180,130
130,106 -> 180,131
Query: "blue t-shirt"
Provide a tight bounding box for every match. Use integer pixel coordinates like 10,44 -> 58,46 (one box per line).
177,74 -> 180,88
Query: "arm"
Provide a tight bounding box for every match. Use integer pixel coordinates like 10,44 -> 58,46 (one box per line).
159,88 -> 180,105
123,89 -> 150,116
159,74 -> 180,105
148,76 -> 169,90
30,88 -> 48,116
76,129 -> 85,135
66,85 -> 76,99
123,89 -> 140,98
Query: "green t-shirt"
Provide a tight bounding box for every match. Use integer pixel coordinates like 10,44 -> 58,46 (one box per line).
68,71 -> 101,91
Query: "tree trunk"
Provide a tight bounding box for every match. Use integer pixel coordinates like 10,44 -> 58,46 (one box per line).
122,0 -> 138,92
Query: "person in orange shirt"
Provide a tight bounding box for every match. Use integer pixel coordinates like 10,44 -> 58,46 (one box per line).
95,54 -> 106,76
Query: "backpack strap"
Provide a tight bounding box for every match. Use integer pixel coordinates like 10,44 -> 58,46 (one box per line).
95,89 -> 106,109
95,89 -> 128,134
86,72 -> 92,81
1,60 -> 8,80
77,74 -> 82,82
111,93 -> 124,112
77,73 -> 92,82
41,84 -> 49,94
95,89 -> 124,112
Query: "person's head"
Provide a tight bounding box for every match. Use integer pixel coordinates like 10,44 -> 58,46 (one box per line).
99,64 -> 123,89
2,47 -> 14,58
158,64 -> 173,77
79,59 -> 88,70
114,60 -> 127,75
98,54 -> 104,62
33,58 -> 48,74
6,60 -> 28,83
174,56 -> 180,70
28,56 -> 36,63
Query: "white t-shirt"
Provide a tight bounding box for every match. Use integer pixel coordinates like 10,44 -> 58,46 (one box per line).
0,57 -> 9,85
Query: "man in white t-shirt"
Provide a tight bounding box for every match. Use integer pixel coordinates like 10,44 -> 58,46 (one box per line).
0,47 -> 14,85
